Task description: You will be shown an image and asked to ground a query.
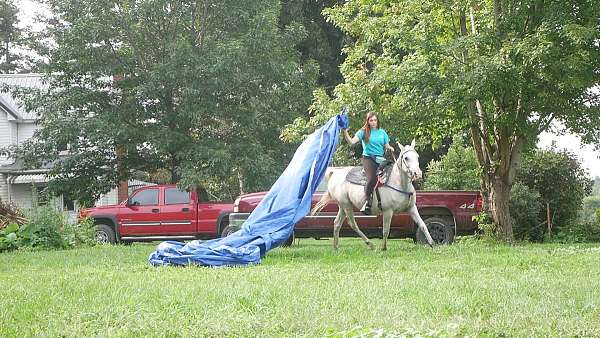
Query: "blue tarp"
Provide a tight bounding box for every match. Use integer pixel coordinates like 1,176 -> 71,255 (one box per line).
148,114 -> 349,267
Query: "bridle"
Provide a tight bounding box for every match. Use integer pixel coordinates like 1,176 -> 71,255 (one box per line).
391,148 -> 418,180
378,148 -> 417,199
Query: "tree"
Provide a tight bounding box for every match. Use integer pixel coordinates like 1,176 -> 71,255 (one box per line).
0,0 -> 35,72
280,0 -> 346,91
286,0 -> 600,241
14,0 -> 318,203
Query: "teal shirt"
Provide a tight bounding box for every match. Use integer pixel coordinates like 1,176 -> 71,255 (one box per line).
356,128 -> 389,157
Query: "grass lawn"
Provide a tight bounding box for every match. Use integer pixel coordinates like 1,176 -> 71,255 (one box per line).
1,237 -> 599,337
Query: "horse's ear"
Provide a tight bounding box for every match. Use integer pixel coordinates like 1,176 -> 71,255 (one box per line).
410,139 -> 416,148
397,141 -> 404,152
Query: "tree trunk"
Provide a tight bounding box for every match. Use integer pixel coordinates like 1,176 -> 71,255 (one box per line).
170,153 -> 180,184
489,175 -> 514,241
113,74 -> 129,203
116,144 -> 129,203
117,180 -> 129,204
237,168 -> 246,196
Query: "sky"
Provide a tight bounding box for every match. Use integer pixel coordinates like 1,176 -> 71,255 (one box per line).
16,1 -> 600,178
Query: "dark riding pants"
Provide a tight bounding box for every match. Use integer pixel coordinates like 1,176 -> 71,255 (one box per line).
361,156 -> 379,203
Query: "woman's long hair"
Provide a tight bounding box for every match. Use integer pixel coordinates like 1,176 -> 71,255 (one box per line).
361,112 -> 379,143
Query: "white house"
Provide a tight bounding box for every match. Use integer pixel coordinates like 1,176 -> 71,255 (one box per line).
0,73 -> 151,214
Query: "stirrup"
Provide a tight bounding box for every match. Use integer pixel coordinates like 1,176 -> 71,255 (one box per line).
360,201 -> 372,215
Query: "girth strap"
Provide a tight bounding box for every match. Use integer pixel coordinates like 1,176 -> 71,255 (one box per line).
383,184 -> 413,197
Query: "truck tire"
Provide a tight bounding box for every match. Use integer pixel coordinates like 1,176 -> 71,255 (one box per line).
416,217 -> 455,245
220,225 -> 240,238
96,223 -> 116,244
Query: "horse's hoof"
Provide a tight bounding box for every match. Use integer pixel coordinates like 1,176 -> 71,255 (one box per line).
380,246 -> 387,251
367,242 -> 375,250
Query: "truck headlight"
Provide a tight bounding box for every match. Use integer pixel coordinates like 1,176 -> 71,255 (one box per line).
233,197 -> 240,213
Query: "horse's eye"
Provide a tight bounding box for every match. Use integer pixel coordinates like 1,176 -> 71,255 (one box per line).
404,157 -> 408,161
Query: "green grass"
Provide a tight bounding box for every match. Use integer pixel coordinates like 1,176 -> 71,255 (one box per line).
1,238 -> 599,337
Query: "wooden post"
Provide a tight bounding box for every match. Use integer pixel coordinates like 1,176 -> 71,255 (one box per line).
546,202 -> 552,239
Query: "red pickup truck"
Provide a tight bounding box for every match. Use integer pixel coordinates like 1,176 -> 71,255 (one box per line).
79,184 -> 233,244
227,182 -> 482,245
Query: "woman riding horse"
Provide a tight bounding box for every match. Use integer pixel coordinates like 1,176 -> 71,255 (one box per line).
342,112 -> 395,215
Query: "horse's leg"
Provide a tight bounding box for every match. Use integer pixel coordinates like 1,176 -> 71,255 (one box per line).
409,205 -> 434,247
332,208 -> 346,250
380,209 -> 394,251
345,207 -> 374,250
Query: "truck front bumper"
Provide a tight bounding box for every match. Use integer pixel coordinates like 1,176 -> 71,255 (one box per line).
228,213 -> 250,228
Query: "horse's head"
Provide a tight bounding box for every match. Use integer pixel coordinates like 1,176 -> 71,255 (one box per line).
396,139 -> 422,182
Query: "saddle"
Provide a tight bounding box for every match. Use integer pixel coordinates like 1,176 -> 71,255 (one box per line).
345,161 -> 394,188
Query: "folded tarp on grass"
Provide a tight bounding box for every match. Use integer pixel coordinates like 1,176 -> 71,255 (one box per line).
148,114 -> 348,267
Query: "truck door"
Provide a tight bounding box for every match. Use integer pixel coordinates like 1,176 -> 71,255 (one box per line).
118,187 -> 161,236
160,187 -> 197,234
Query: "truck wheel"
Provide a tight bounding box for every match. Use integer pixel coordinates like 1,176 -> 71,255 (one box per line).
220,225 -> 240,238
96,223 -> 116,244
416,217 -> 455,245
281,232 -> 295,247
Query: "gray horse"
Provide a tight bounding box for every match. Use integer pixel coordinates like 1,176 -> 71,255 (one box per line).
312,140 -> 434,250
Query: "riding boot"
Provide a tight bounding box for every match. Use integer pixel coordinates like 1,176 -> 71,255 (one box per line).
360,193 -> 373,215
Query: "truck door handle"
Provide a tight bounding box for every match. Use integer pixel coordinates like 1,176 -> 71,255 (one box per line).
152,208 -> 159,213
182,207 -> 190,212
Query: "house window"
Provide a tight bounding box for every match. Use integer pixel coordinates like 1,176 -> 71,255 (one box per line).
165,188 -> 190,205
129,188 -> 159,206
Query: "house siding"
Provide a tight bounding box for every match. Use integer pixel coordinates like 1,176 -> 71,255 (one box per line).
10,184 -> 33,209
17,122 -> 38,144
9,183 -> 61,210
0,174 -> 8,202
95,187 -> 118,206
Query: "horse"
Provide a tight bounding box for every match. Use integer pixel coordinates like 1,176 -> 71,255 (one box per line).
311,139 -> 435,250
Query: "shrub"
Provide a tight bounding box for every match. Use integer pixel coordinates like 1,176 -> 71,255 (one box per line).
553,219 -> 600,243
517,148 -> 593,238
0,223 -> 20,252
510,183 -> 545,242
19,207 -> 69,249
18,207 -> 96,250
423,135 -> 480,191
64,217 -> 96,247
472,211 -> 500,241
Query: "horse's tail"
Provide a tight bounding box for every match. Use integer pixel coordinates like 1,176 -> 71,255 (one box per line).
311,169 -> 334,215
311,191 -> 331,216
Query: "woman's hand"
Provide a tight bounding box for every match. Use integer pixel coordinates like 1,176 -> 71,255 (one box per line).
344,129 -> 360,145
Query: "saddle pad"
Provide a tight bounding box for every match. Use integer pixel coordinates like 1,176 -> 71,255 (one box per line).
345,166 -> 367,186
